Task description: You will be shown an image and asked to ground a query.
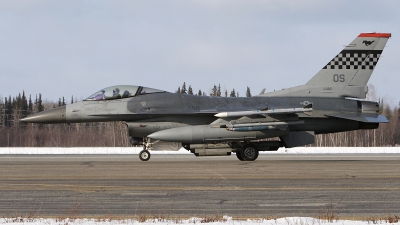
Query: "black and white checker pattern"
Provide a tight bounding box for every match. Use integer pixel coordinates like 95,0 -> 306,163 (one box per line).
323,50 -> 382,70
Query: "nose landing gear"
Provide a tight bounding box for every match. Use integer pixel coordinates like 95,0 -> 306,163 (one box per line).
139,149 -> 151,161
138,138 -> 159,161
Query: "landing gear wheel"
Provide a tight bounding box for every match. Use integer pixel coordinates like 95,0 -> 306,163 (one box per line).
240,145 -> 259,161
139,150 -> 151,161
236,151 -> 245,161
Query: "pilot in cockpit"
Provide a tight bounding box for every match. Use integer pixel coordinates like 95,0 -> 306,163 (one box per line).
92,90 -> 105,100
112,88 -> 121,99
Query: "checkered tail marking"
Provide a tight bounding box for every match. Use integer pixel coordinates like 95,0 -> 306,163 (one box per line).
323,50 -> 383,70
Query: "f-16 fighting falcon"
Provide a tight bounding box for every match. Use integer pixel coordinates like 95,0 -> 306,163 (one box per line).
21,33 -> 391,161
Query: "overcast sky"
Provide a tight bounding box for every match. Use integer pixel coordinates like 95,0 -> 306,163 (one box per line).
1,0 -> 399,105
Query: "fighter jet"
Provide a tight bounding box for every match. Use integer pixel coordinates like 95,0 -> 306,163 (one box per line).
21,32 -> 391,161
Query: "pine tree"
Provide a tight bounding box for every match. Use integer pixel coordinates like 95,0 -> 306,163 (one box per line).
37,94 -> 44,112
176,87 -> 181,93
211,84 -> 217,96
71,95 -> 74,104
224,90 -> 228,97
198,90 -> 202,96
246,86 -> 252,97
28,95 -> 33,115
5,96 -> 13,126
230,89 -> 236,97
4,97 -> 8,127
181,82 -> 187,94
15,93 -> 21,111
217,84 -> 221,97
21,91 -> 28,118
188,85 -> 193,95
12,97 -> 16,112
62,97 -> 66,106
202,91 -> 207,96
0,97 -> 4,127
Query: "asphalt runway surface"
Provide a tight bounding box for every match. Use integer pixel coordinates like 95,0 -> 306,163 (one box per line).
0,154 -> 399,218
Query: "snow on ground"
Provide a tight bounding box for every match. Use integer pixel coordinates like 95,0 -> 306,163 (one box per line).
0,147 -> 400,154
1,217 -> 399,225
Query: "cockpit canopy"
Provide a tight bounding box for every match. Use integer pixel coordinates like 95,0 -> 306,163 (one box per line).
85,85 -> 165,101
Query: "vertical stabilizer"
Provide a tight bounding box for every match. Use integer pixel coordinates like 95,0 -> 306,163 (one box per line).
264,33 -> 391,98
307,33 -> 391,88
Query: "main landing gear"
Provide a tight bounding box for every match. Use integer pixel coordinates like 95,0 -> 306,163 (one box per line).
236,144 -> 259,161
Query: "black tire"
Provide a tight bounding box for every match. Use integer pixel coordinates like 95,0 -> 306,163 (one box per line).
139,150 -> 151,161
236,152 -> 245,161
240,145 -> 259,161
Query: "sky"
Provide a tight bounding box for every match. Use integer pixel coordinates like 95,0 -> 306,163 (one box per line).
0,0 -> 399,104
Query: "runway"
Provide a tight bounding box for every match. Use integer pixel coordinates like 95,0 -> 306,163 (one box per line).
0,154 -> 399,218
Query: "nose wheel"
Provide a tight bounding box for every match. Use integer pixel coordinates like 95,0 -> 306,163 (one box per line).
139,149 -> 151,161
139,137 -> 154,161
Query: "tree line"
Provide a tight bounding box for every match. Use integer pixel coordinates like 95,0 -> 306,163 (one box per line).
0,84 -> 399,147
176,82 -> 252,97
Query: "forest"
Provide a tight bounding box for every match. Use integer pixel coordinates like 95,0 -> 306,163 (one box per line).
0,83 -> 399,147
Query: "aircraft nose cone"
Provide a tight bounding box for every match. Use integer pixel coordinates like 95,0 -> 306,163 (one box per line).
20,106 -> 67,123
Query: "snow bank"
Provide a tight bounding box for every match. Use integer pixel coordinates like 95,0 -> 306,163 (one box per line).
0,147 -> 400,154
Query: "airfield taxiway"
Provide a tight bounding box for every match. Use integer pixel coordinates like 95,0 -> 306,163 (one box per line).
0,154 -> 399,218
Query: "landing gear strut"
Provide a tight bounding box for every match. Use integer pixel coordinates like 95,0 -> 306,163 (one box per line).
139,137 -> 158,161
138,138 -> 151,161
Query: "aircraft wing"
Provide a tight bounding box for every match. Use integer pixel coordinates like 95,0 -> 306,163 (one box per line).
326,113 -> 388,123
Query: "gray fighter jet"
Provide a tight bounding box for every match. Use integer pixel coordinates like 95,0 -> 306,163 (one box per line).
21,33 -> 391,161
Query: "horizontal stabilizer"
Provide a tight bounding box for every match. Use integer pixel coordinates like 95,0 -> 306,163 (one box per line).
326,113 -> 388,123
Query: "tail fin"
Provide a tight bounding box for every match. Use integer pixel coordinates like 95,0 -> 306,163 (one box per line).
265,33 -> 391,99
307,33 -> 391,88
